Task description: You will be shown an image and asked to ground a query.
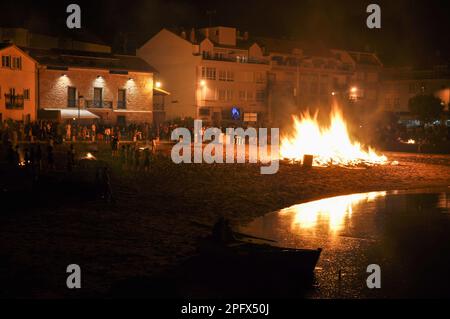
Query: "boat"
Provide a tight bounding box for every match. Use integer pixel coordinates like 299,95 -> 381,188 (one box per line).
177,221 -> 322,296
196,235 -> 322,282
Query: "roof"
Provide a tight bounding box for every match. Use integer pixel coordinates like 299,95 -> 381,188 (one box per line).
254,36 -> 336,59
163,28 -> 259,51
0,42 -> 13,50
22,47 -> 157,73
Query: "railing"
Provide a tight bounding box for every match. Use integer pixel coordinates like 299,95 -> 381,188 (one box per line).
5,94 -> 24,109
117,100 -> 126,109
202,55 -> 269,65
85,100 -> 113,108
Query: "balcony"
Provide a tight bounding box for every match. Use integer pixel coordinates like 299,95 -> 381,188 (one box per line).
117,100 -> 126,109
85,100 -> 113,109
5,94 -> 24,109
202,54 -> 269,65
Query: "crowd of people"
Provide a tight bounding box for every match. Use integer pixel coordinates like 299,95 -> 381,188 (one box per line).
0,119 -> 183,146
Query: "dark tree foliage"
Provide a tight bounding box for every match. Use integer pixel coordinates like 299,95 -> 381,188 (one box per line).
408,94 -> 444,124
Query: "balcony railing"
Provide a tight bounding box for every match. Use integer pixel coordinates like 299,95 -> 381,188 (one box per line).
117,100 -> 126,109
202,54 -> 269,65
5,94 -> 24,109
85,100 -> 113,109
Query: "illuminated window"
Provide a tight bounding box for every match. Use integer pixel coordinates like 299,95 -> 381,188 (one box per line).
201,67 -> 216,80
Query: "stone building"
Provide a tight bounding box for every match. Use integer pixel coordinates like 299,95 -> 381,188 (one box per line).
26,47 -> 161,125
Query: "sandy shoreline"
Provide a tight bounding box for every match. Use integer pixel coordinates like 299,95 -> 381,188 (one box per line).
0,150 -> 449,298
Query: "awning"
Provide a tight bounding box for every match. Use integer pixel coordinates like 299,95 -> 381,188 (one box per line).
43,108 -> 100,120
153,87 -> 171,96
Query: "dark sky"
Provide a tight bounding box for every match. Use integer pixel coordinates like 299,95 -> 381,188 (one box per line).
3,0 -> 450,66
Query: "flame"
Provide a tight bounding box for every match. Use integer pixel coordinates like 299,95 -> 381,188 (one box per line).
280,108 -> 387,166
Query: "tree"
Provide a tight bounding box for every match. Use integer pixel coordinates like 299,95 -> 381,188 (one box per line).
408,94 -> 444,124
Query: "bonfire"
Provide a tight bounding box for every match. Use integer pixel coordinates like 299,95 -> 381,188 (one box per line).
280,107 -> 388,167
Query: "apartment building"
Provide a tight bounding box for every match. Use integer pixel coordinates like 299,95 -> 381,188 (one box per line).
138,27 -> 270,125
254,37 -> 384,124
379,65 -> 450,119
0,43 -> 37,122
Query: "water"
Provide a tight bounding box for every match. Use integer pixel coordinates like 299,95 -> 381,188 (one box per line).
239,187 -> 450,298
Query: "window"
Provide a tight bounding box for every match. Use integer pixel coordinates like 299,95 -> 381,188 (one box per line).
247,91 -> 254,101
385,97 -> 392,109
255,72 -> 264,83
218,70 -> 234,82
12,57 -> 22,70
23,89 -> 30,100
393,97 -> 400,108
2,55 -> 11,68
93,87 -> 103,107
218,89 -> 226,101
199,107 -> 210,116
201,67 -> 216,80
68,87 -> 77,107
118,89 -> 126,109
256,90 -> 265,102
226,89 -> 233,101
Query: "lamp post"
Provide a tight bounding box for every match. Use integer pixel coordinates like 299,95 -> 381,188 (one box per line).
78,95 -> 84,122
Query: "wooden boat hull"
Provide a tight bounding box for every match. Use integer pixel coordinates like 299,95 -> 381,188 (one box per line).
195,238 -> 322,285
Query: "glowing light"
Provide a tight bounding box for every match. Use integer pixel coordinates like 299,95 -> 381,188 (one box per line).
331,91 -> 336,96
350,87 -> 358,93
83,152 -> 96,160
280,107 -> 388,167
200,80 -> 206,87
407,139 -> 416,144
280,191 -> 387,233
155,81 -> 162,88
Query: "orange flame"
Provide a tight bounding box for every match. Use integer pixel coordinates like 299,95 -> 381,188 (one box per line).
280,108 -> 387,166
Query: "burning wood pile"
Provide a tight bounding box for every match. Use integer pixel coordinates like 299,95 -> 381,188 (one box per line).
280,108 -> 388,168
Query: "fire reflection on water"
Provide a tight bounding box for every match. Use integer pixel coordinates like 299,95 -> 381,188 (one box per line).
279,191 -> 387,234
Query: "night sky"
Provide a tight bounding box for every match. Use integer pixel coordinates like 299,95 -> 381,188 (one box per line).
3,0 -> 450,66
